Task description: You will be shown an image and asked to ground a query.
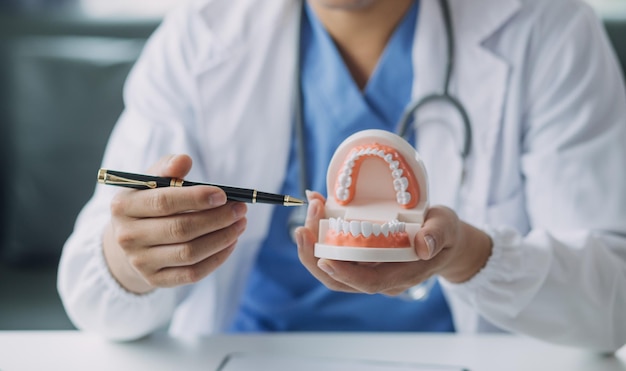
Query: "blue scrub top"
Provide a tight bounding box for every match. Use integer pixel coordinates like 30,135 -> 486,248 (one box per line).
229,0 -> 454,333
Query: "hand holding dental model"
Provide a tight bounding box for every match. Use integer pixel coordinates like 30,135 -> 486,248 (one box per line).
295,130 -> 493,294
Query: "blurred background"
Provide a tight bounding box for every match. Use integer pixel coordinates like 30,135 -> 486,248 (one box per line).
0,0 -> 177,330
0,0 -> 625,331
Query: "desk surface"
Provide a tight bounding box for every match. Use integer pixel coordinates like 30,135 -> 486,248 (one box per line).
0,332 -> 624,371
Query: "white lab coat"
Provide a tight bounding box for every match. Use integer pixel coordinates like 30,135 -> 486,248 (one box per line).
58,0 -> 626,352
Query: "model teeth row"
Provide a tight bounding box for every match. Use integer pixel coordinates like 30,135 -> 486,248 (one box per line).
328,218 -> 406,237
336,147 -> 412,205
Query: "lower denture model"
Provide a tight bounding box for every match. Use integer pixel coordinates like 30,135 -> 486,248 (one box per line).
314,129 -> 429,262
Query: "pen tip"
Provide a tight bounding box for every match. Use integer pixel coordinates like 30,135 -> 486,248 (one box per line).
284,196 -> 307,207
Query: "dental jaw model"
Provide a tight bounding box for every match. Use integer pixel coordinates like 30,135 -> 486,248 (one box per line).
315,129 -> 429,262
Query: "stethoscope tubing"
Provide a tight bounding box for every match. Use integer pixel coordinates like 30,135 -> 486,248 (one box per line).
396,93 -> 472,159
293,0 -> 472,199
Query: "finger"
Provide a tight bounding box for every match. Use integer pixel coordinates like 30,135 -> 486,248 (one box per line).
111,154 -> 227,218
147,154 -> 193,179
295,226 -> 358,293
163,217 -> 247,267
111,184 -> 228,218
129,218 -> 247,274
146,241 -> 238,288
305,190 -> 326,205
303,191 -> 326,237
414,206 -> 459,260
316,259 -> 431,295
115,202 -> 247,248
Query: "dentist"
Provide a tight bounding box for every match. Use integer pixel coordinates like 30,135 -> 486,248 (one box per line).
58,0 -> 626,352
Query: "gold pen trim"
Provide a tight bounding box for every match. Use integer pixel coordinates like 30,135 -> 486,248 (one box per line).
252,189 -> 257,204
171,179 -> 184,187
283,195 -> 307,207
97,169 -> 158,189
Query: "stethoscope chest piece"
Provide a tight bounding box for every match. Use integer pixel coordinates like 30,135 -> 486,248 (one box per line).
314,129 -> 430,262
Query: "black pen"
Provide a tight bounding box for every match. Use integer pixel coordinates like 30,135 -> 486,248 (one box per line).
97,169 -> 307,207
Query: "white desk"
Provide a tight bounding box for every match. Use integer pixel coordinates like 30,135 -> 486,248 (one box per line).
0,332 -> 624,371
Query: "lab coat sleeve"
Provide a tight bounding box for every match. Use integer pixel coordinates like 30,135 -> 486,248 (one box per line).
442,5 -> 626,352
58,4 -> 207,341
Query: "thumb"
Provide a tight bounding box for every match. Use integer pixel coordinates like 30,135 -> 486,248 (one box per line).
147,154 -> 193,179
303,190 -> 326,241
414,206 -> 459,260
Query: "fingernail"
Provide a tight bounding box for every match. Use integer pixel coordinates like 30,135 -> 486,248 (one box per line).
295,230 -> 304,247
424,235 -> 436,258
305,189 -> 313,200
209,192 -> 227,207
318,261 -> 335,276
232,202 -> 247,219
307,200 -> 318,219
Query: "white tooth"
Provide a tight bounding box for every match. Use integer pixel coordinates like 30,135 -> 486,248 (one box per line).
399,223 -> 406,233
393,177 -> 409,192
377,150 -> 385,157
397,191 -> 412,205
336,187 -> 350,201
347,160 -> 355,168
381,223 -> 389,237
361,221 -> 372,238
329,218 -> 337,231
350,221 -> 361,237
350,152 -> 359,161
372,223 -> 381,236
336,219 -> 345,232
342,220 -> 350,235
391,169 -> 403,179
384,153 -> 393,163
389,161 -> 399,170
336,218 -> 344,232
338,173 -> 352,188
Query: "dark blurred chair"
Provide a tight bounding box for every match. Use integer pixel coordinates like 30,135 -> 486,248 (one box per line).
0,13 -> 157,330
3,37 -> 145,264
605,18 -> 626,78
0,15 -> 157,266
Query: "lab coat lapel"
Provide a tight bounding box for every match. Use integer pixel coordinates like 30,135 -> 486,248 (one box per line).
180,1 -> 300,334
413,0 -> 521,219
192,0 -> 299,194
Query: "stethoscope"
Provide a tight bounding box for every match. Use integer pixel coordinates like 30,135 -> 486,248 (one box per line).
288,0 -> 472,241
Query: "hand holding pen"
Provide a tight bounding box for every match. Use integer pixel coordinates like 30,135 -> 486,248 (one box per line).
99,155 -> 299,295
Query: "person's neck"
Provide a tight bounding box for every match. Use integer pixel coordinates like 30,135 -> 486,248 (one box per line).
308,0 -> 414,90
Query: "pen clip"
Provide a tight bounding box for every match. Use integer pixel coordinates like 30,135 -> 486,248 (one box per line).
98,169 -> 158,189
